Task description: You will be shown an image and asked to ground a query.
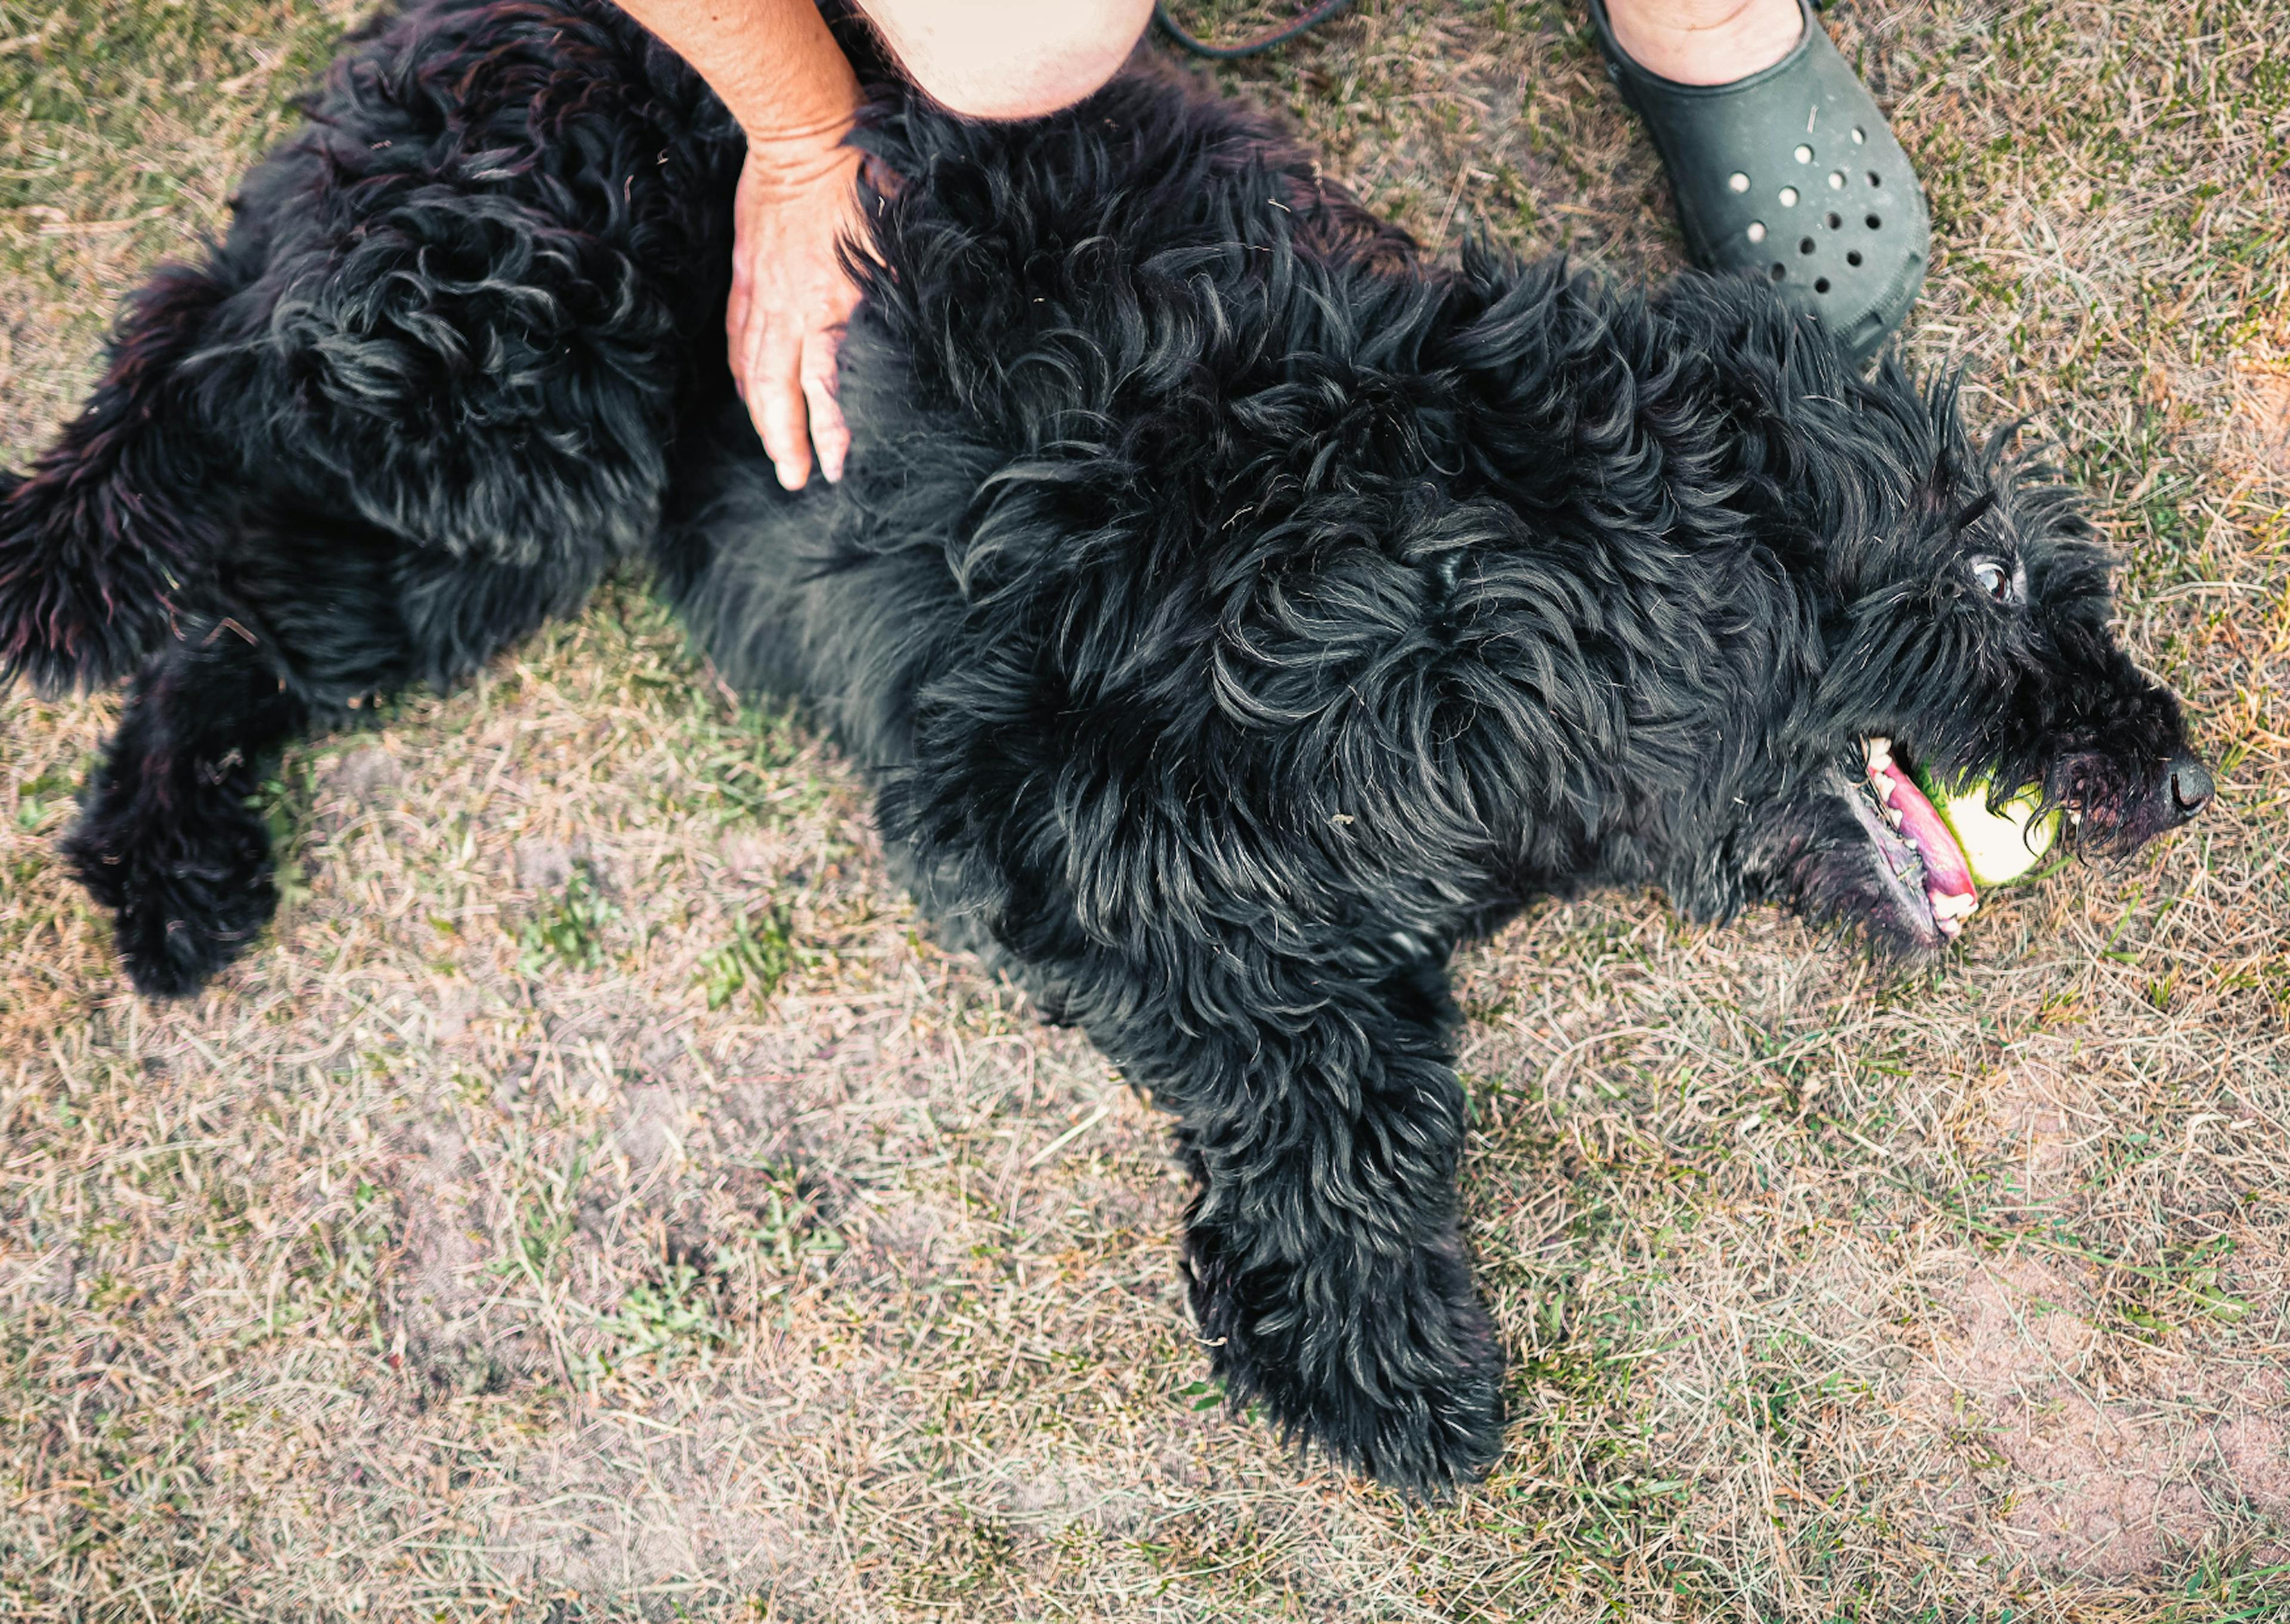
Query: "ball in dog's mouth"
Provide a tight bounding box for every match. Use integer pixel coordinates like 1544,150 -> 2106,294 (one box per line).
1913,761 -> 2060,890
1858,736 -> 2062,940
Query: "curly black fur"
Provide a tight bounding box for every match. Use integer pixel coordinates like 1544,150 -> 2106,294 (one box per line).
0,0 -> 2208,1490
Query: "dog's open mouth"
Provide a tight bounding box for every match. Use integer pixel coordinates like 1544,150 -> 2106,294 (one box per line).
1848,735 -> 1978,942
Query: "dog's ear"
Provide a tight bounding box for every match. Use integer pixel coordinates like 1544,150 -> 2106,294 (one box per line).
1650,274 -> 1973,593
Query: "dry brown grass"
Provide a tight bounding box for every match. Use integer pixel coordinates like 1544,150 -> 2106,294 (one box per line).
2,1 -> 2286,1618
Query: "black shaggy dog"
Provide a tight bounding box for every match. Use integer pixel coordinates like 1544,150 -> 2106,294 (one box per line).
0,0 -> 2211,1489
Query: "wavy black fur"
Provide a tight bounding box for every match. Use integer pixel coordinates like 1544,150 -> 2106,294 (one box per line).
0,0 -> 2207,1490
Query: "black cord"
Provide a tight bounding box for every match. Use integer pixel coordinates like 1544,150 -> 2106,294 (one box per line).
1152,0 -> 1361,59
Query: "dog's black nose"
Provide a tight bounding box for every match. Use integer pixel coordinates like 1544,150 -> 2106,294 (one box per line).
2162,752 -> 2214,823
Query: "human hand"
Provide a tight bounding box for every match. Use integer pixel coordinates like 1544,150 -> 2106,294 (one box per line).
725,129 -> 869,490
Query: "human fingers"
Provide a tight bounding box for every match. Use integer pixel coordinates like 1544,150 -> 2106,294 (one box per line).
726,161 -> 760,407
726,262 -> 755,407
799,321 -> 849,484
754,315 -> 812,491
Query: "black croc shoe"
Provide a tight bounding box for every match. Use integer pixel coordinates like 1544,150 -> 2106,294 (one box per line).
1588,0 -> 1929,362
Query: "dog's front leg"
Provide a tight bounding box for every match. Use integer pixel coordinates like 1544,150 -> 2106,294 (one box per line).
1103,956 -> 1505,1492
64,615 -> 313,997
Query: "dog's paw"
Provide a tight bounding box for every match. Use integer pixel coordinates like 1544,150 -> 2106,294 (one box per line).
1190,1226 -> 1506,1495
64,776 -> 278,998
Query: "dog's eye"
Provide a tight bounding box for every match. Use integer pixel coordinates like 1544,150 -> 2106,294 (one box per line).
1969,557 -> 2017,603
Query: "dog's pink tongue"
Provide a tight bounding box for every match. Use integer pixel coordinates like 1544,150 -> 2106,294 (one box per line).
1874,763 -> 1975,901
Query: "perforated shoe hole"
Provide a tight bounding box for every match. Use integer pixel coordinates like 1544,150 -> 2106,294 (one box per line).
1866,212 -> 1882,230
1746,221 -> 1767,243
1728,171 -> 1750,193
1846,249 -> 1863,265
1826,211 -> 1842,229
1793,144 -> 1813,163
1779,185 -> 1799,206
1868,171 -> 1883,187
1799,237 -> 1815,255
1770,264 -> 1786,281
1814,277 -> 1831,293
1851,126 -> 1866,144
1828,170 -> 1846,190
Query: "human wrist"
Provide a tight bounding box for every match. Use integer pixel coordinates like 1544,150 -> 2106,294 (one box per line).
736,120 -> 864,202
722,49 -> 862,154
736,103 -> 859,167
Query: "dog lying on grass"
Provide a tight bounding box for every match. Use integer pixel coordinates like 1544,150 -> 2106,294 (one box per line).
0,0 -> 2210,1490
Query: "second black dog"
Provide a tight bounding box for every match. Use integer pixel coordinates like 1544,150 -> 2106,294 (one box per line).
0,0 -> 2209,1489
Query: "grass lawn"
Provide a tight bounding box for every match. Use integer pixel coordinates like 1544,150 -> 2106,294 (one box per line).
2,0 -> 2286,1617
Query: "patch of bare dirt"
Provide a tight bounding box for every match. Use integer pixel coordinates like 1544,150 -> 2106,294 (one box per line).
1901,1250 -> 2290,1576
386,1115 -> 516,1381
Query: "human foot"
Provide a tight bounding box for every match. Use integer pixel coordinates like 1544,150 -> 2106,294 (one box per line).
1603,0 -> 1803,85
1588,0 -> 1930,363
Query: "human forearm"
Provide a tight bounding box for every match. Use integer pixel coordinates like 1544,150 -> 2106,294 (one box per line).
612,0 -> 860,137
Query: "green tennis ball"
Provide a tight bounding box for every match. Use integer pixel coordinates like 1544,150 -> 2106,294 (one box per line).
1915,770 -> 2060,887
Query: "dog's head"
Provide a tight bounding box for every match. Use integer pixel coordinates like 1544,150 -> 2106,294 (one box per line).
1436,264 -> 2208,953
1740,360 -> 2211,952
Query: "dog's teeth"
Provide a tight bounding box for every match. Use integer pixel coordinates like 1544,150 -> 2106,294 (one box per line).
1928,890 -> 1978,922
